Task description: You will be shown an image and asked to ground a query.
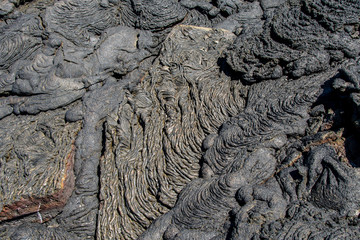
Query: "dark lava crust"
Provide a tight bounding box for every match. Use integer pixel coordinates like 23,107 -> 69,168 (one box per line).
0,0 -> 359,239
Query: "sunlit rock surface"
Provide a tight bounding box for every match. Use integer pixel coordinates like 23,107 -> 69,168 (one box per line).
0,0 -> 359,239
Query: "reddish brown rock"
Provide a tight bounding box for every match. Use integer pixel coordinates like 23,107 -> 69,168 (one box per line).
0,110 -> 81,222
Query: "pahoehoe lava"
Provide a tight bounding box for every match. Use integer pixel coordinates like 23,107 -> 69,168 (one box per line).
0,0 -> 359,239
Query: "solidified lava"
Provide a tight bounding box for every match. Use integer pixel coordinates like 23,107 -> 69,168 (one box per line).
0,0 -> 359,239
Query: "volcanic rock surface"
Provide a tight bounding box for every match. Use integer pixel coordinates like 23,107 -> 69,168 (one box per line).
0,0 -> 359,239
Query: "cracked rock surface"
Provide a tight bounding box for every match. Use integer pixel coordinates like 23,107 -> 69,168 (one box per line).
0,0 -> 359,239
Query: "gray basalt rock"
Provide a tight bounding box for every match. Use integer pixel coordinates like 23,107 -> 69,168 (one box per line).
97,25 -> 244,240
0,0 -> 359,239
0,109 -> 80,222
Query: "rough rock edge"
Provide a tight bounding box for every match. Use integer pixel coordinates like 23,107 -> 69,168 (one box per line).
0,142 -> 76,222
